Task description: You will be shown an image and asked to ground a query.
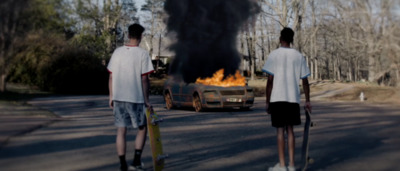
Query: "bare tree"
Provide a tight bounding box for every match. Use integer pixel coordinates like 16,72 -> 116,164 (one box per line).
326,0 -> 399,84
259,0 -> 400,85
0,0 -> 28,92
75,0 -> 123,59
244,15 -> 259,81
141,0 -> 165,58
117,0 -> 138,45
304,0 -> 320,80
262,0 -> 308,29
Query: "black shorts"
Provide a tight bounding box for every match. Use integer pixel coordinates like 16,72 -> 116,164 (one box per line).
269,102 -> 301,128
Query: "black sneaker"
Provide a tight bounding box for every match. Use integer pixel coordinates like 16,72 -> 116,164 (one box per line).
119,164 -> 128,171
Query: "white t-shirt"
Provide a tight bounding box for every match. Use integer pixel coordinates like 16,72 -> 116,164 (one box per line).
262,47 -> 310,104
107,46 -> 154,103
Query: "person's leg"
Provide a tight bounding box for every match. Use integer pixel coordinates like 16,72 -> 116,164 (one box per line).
277,127 -> 286,167
135,126 -> 147,149
132,126 -> 147,166
117,127 -> 127,155
131,103 -> 148,167
114,101 -> 130,170
116,127 -> 127,170
287,125 -> 295,167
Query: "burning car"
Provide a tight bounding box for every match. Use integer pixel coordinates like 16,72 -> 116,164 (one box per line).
163,69 -> 254,112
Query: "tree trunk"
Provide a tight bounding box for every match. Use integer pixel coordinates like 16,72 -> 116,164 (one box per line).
251,19 -> 257,80
354,58 -> 359,81
259,18 -> 265,61
267,30 -> 271,54
296,13 -> 302,53
245,31 -> 254,80
148,3 -> 156,58
333,57 -> 337,81
149,37 -> 154,58
368,54 -> 375,82
348,60 -> 352,81
280,0 -> 288,27
0,73 -> 6,92
240,32 -> 245,75
396,67 -> 400,87
104,0 -> 111,57
310,59 -> 314,80
325,58 -> 330,80
158,33 -> 162,57
155,33 -> 162,72
315,58 -> 319,80
337,57 -> 341,81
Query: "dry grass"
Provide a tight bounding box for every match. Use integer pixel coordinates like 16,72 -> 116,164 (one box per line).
248,79 -> 400,104
328,83 -> 400,104
150,78 -> 400,104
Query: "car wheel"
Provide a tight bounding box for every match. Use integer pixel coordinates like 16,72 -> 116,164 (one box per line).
165,92 -> 173,110
193,95 -> 203,112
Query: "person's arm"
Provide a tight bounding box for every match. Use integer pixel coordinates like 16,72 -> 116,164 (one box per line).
266,74 -> 274,114
302,78 -> 312,112
141,74 -> 151,109
108,73 -> 113,109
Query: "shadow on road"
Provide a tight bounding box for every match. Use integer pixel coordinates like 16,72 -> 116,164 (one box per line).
0,96 -> 399,171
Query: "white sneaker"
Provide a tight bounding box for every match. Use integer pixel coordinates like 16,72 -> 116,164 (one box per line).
287,165 -> 295,171
128,162 -> 144,171
268,163 -> 287,171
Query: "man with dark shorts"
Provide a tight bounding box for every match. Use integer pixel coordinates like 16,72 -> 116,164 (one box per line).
108,24 -> 154,171
263,27 -> 311,171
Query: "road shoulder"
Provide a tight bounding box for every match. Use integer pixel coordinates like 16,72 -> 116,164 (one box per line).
0,101 -> 59,149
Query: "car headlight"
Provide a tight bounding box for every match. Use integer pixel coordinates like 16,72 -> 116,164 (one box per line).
203,90 -> 219,98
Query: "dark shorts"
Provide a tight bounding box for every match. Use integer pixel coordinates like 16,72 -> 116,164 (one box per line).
269,102 -> 301,128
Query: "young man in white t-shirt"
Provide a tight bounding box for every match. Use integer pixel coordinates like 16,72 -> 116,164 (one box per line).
263,27 -> 311,171
107,23 -> 154,171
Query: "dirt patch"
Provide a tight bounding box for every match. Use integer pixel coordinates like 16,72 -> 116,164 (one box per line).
247,79 -> 400,104
327,83 -> 400,104
309,80 -> 341,93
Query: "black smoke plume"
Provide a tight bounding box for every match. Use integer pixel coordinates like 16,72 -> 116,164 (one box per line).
164,0 -> 260,83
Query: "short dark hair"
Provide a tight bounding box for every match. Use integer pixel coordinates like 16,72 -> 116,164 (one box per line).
128,24 -> 145,39
280,27 -> 294,44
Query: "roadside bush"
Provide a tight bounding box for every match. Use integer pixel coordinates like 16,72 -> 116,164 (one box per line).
7,32 -> 64,88
40,48 -> 109,94
8,31 -> 109,94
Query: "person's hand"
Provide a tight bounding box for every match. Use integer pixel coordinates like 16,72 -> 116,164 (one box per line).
145,102 -> 153,111
304,101 -> 312,113
266,103 -> 271,114
109,99 -> 114,109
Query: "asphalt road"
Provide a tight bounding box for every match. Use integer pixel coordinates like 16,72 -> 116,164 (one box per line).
0,95 -> 399,171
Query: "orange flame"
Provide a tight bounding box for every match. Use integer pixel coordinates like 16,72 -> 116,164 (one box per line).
195,69 -> 246,87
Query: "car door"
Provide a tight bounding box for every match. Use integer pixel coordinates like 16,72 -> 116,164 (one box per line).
170,82 -> 181,104
181,83 -> 195,106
